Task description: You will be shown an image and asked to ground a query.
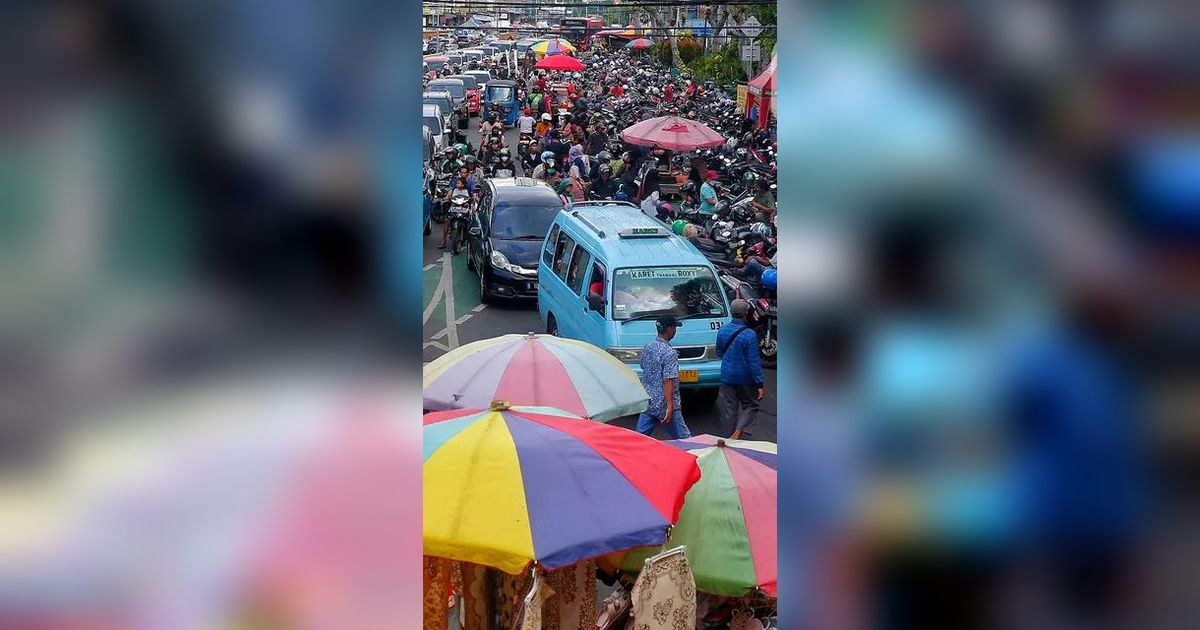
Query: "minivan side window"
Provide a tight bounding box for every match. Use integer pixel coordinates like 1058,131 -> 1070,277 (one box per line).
566,246 -> 589,294
553,233 -> 576,280
543,225 -> 560,266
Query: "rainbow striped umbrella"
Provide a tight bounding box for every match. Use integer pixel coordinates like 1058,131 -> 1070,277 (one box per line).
423,404 -> 702,574
531,38 -> 576,55
422,333 -> 648,421
609,436 -> 777,596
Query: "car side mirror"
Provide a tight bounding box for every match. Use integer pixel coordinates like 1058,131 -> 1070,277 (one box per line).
469,227 -> 482,238
587,293 -> 605,313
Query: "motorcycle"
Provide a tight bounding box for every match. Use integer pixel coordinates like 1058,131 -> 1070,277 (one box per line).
432,174 -> 452,223
719,273 -> 778,369
517,133 -> 532,158
447,195 -> 471,255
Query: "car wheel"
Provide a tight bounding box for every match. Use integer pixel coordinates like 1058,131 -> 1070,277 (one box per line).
545,313 -> 558,336
478,269 -> 493,304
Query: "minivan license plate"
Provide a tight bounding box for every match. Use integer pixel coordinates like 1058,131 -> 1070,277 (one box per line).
527,281 -> 538,291
679,370 -> 699,383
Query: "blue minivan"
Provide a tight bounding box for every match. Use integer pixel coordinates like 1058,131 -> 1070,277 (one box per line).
538,202 -> 731,389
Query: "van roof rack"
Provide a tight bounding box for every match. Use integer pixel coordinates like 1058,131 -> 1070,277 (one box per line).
570,211 -> 606,238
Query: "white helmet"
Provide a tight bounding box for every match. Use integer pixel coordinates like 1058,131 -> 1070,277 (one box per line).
541,113 -> 552,121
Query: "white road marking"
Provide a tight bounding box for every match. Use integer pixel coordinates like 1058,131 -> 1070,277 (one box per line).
441,253 -> 459,349
423,262 -> 437,271
423,341 -> 449,352
431,309 -> 478,341
422,276 -> 445,325
472,304 -> 487,313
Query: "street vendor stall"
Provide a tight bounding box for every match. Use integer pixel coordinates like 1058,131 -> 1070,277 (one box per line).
746,53 -> 777,130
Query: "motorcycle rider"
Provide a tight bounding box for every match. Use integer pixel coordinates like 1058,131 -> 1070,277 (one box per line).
589,163 -> 619,200
517,108 -> 536,136
493,148 -> 515,177
439,176 -> 472,250
438,147 -> 462,176
479,111 -> 502,137
749,179 -> 776,223
535,112 -> 553,138
523,139 -> 543,173
531,152 -> 556,181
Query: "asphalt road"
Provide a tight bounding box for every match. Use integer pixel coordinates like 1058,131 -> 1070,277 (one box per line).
422,118 -> 776,442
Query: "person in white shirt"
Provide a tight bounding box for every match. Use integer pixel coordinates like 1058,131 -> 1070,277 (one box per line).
517,109 -> 536,135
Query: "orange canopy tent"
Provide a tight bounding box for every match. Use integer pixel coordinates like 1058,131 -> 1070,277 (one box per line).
746,53 -> 776,129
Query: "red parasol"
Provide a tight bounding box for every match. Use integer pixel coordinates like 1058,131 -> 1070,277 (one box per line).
620,116 -> 726,151
536,55 -> 585,71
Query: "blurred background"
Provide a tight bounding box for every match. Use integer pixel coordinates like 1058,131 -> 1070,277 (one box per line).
1,0 -> 1197,628
777,1 -> 1199,629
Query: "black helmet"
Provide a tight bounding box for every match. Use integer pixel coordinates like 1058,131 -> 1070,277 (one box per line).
681,181 -> 696,193
598,163 -> 612,176
489,111 -> 500,120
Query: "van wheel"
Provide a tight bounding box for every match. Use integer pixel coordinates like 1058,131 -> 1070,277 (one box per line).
546,314 -> 559,337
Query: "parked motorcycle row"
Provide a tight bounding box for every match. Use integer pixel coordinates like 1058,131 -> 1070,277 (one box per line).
423,45 -> 778,368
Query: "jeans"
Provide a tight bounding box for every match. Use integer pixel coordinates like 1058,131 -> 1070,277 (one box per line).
636,409 -> 692,440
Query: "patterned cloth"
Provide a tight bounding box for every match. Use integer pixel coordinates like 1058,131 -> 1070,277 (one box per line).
520,570 -> 545,630
543,560 -> 597,630
460,563 -> 490,630
423,556 -> 450,630
640,336 -> 682,418
630,550 -> 697,630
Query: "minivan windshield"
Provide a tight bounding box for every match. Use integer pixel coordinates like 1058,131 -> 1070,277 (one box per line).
611,266 -> 727,320
423,96 -> 450,118
423,113 -> 443,136
429,81 -> 464,99
491,203 -> 562,240
451,76 -> 478,90
487,85 -> 514,103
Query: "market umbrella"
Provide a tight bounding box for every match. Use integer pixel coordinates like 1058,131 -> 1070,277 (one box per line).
620,115 -> 726,151
605,435 -> 777,597
536,54 -> 585,71
422,333 -> 648,421
423,55 -> 448,62
626,38 -> 655,50
531,39 -> 576,55
423,403 -> 703,574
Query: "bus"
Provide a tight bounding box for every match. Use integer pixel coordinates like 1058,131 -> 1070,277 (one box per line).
559,17 -> 604,49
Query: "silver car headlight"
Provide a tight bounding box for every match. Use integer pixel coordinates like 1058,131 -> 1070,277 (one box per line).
607,347 -> 642,364
490,250 -> 533,275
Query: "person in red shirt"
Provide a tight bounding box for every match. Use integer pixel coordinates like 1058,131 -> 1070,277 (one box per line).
609,84 -> 624,97
536,73 -> 548,93
664,82 -> 674,101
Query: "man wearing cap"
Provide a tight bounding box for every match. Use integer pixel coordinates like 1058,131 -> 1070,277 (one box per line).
699,171 -> 721,215
716,299 -> 765,439
636,314 -> 692,439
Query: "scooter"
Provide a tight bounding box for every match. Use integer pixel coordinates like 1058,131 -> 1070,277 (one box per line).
719,272 -> 778,369
447,195 -> 471,255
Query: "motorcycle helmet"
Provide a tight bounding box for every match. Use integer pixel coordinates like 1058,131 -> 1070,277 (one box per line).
464,155 -> 477,165
596,151 -> 612,162
681,181 -> 696,194
541,151 -> 554,162
444,147 -> 457,158
735,147 -> 748,160
489,112 -> 500,121
524,108 -> 532,115
671,219 -> 687,235
743,171 -> 758,185
454,143 -> 469,156
751,222 -> 771,238
598,163 -> 612,176
614,191 -> 628,201
541,113 -> 552,121
761,268 -> 777,291
543,157 -> 557,169
499,148 -> 510,157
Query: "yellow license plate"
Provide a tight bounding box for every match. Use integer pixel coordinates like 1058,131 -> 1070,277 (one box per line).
679,370 -> 699,383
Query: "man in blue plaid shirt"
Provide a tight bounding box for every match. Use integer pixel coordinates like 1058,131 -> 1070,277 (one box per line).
636,314 -> 692,439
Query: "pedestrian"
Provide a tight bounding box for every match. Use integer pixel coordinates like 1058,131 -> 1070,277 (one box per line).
699,170 -> 721,214
716,299 -> 765,439
636,314 -> 692,439
587,123 -> 607,156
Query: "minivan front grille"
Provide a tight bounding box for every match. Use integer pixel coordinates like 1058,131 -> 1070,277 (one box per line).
676,346 -> 707,361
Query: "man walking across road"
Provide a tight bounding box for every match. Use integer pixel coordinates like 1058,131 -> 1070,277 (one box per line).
637,314 -> 692,439
717,299 -> 765,439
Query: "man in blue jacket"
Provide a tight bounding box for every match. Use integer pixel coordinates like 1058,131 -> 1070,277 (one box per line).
716,299 -> 764,439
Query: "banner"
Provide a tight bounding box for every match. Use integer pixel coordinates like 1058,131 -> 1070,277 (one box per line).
736,85 -> 748,111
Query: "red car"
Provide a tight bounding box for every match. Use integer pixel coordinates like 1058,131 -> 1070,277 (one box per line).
449,74 -> 482,116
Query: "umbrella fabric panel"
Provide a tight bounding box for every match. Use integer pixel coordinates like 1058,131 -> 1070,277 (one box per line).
506,415 -> 671,569
621,449 -> 758,596
422,412 -> 485,460
519,410 -> 700,523
539,339 -> 648,420
620,116 -> 726,151
493,339 -> 587,416
422,338 -> 524,410
725,448 -> 778,596
424,414 -> 535,574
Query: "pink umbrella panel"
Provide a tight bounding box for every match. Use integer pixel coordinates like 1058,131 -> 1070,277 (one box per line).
620,115 -> 727,151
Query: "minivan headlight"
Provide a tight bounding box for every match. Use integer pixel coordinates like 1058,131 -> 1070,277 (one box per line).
607,347 -> 642,363
490,250 -> 533,275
